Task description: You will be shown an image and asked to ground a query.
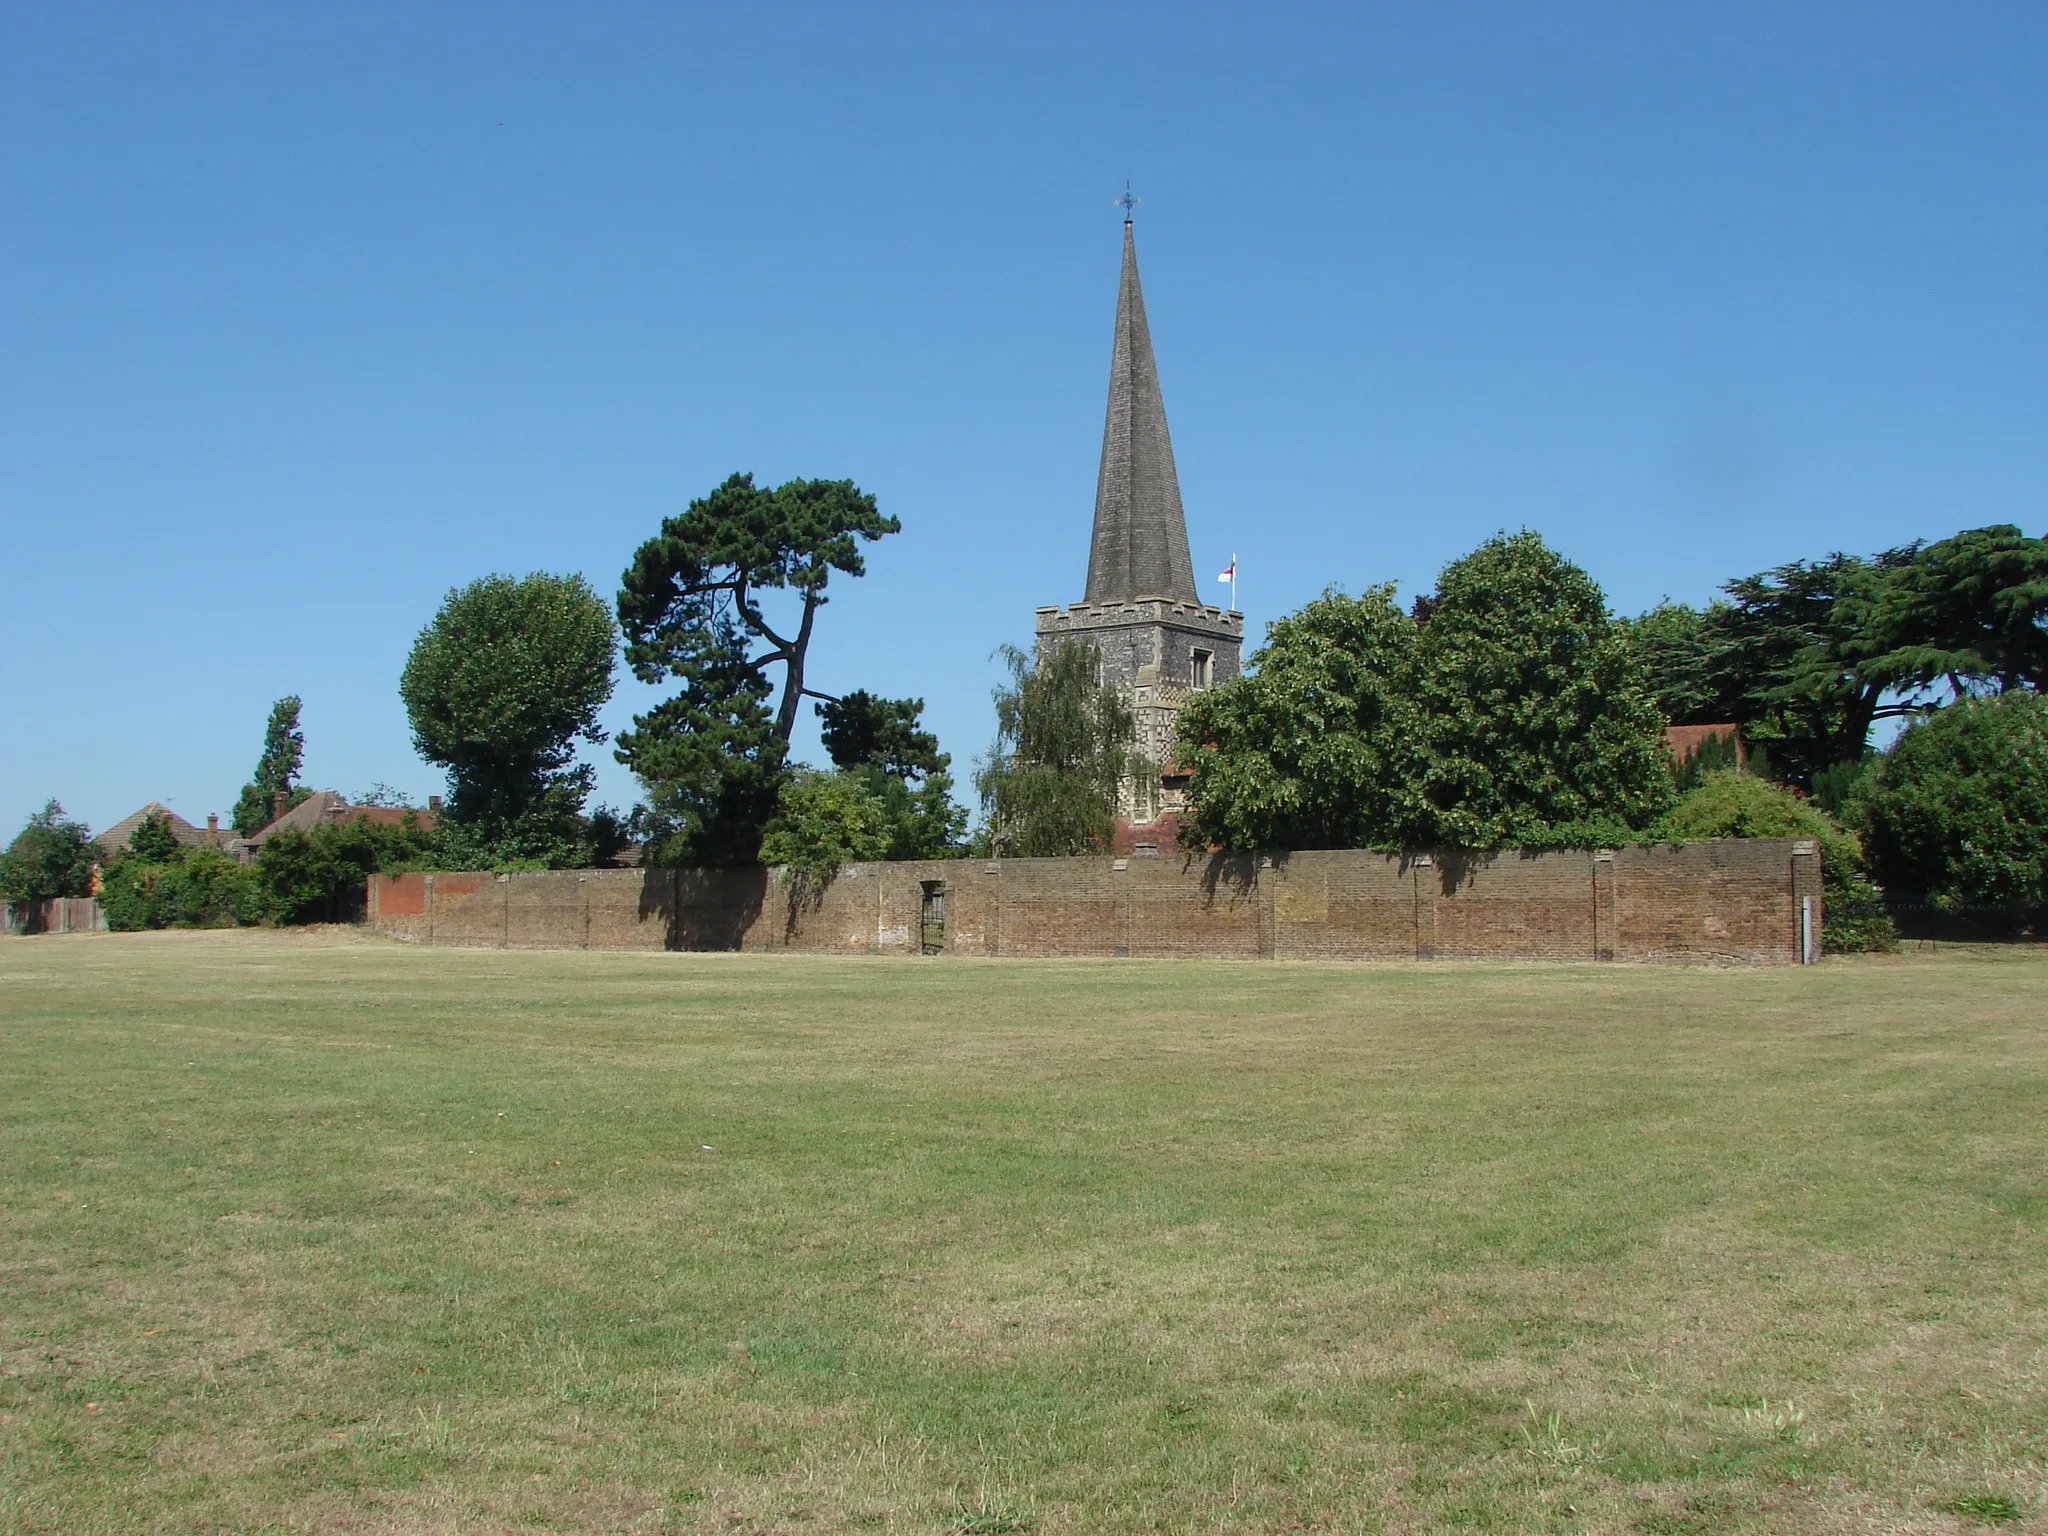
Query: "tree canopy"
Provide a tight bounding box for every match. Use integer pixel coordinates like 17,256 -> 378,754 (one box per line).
231,695 -> 308,836
0,801 -> 102,913
1173,586 -> 1421,853
977,640 -> 1143,858
1412,531 -> 1671,847
813,692 -> 965,861
1630,525 -> 2048,784
1176,533 -> 1669,852
1849,691 -> 2048,908
616,474 -> 897,865
400,572 -> 617,867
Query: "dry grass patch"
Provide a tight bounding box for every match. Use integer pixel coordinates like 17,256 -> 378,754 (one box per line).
2,931 -> 2045,1533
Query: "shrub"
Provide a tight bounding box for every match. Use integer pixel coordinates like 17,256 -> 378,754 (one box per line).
1652,771 -> 1897,953
1851,692 -> 2048,908
99,832 -> 263,931
0,801 -> 102,920
761,770 -> 891,903
258,816 -> 436,924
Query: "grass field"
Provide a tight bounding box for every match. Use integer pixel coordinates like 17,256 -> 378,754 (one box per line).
2,932 -> 2044,1535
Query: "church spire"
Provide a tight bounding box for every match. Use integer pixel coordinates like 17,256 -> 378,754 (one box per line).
1084,216 -> 1199,604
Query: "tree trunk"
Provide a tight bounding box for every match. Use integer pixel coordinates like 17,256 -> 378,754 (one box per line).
774,591 -> 822,744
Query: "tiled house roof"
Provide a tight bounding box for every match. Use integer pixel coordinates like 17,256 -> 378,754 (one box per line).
244,792 -> 438,848
98,802 -> 211,852
1664,723 -> 1745,764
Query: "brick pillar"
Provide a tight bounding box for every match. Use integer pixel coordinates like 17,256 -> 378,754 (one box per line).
1592,851 -> 1617,961
1256,859 -> 1277,960
1414,855 -> 1438,960
1790,839 -> 1823,963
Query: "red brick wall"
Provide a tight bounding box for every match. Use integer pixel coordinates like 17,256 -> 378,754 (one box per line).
366,840 -> 1818,964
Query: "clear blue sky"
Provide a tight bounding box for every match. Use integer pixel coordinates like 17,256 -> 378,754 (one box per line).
4,2 -> 2043,837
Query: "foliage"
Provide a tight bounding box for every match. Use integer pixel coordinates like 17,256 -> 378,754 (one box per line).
818,691 -> 966,859
616,616 -> 788,867
231,696 -> 309,836
1651,771 -> 1896,952
98,814 -> 263,930
819,691 -> 944,779
977,640 -> 1144,857
1850,692 -> 2048,908
760,769 -> 892,903
1622,602 -> 1720,725
1809,756 -> 1871,818
1411,532 -> 1673,847
400,572 -> 618,867
258,816 -> 436,924
1174,586 -> 1422,853
616,473 -> 896,864
0,801 -> 103,913
1176,536 -> 1669,852
1631,526 -> 2047,789
1857,524 -> 2048,697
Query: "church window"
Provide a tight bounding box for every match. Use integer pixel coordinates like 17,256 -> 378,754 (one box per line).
1191,648 -> 1214,689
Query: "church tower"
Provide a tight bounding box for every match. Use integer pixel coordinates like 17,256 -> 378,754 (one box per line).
1035,212 -> 1242,848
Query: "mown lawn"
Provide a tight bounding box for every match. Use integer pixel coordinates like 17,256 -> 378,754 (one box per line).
1,930 -> 2044,1534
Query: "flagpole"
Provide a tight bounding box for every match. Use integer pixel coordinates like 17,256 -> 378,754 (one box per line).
1230,554 -> 1237,614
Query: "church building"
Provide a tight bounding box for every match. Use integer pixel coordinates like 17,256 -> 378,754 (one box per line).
1035,211 -> 1243,851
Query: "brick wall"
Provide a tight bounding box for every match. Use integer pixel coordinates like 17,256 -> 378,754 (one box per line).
367,839 -> 1820,964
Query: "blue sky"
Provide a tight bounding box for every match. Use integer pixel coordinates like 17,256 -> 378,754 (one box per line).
4,2 -> 2043,837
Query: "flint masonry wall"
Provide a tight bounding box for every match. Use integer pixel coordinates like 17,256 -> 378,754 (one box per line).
367,839 -> 1821,964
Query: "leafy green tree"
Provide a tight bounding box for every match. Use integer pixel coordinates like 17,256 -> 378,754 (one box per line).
1652,770 -> 1895,952
1850,692 -> 2048,908
976,640 -> 1144,858
98,812 -> 262,930
759,769 -> 892,904
616,473 -> 898,864
1173,586 -> 1422,852
231,696 -> 310,836
0,802 -> 103,926
1622,601 -> 1724,725
1857,525 -> 2048,698
400,573 -> 617,867
258,816 -> 436,924
1411,531 -> 1672,847
616,616 -> 787,867
817,691 -> 965,859
819,691 -> 941,778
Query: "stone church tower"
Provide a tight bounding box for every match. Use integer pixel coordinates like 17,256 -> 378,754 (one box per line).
1035,215 -> 1242,847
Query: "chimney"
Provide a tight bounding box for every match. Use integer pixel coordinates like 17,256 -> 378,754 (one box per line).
428,795 -> 443,813
206,813 -> 219,845
272,790 -> 289,824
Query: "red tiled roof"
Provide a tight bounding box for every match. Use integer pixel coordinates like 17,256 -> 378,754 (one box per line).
1664,724 -> 1744,763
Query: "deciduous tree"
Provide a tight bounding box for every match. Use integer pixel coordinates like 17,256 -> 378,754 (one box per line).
0,802 -> 102,920
1173,586 -> 1421,852
1411,532 -> 1671,847
817,691 -> 965,859
400,573 -> 617,867
1850,691 -> 2048,908
977,640 -> 1142,858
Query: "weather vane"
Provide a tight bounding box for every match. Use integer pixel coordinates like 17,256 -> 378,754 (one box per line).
1115,181 -> 1140,221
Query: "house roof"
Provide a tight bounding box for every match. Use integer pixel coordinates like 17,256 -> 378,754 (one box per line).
1665,723 -> 1744,762
245,792 -> 438,846
98,802 -> 210,852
